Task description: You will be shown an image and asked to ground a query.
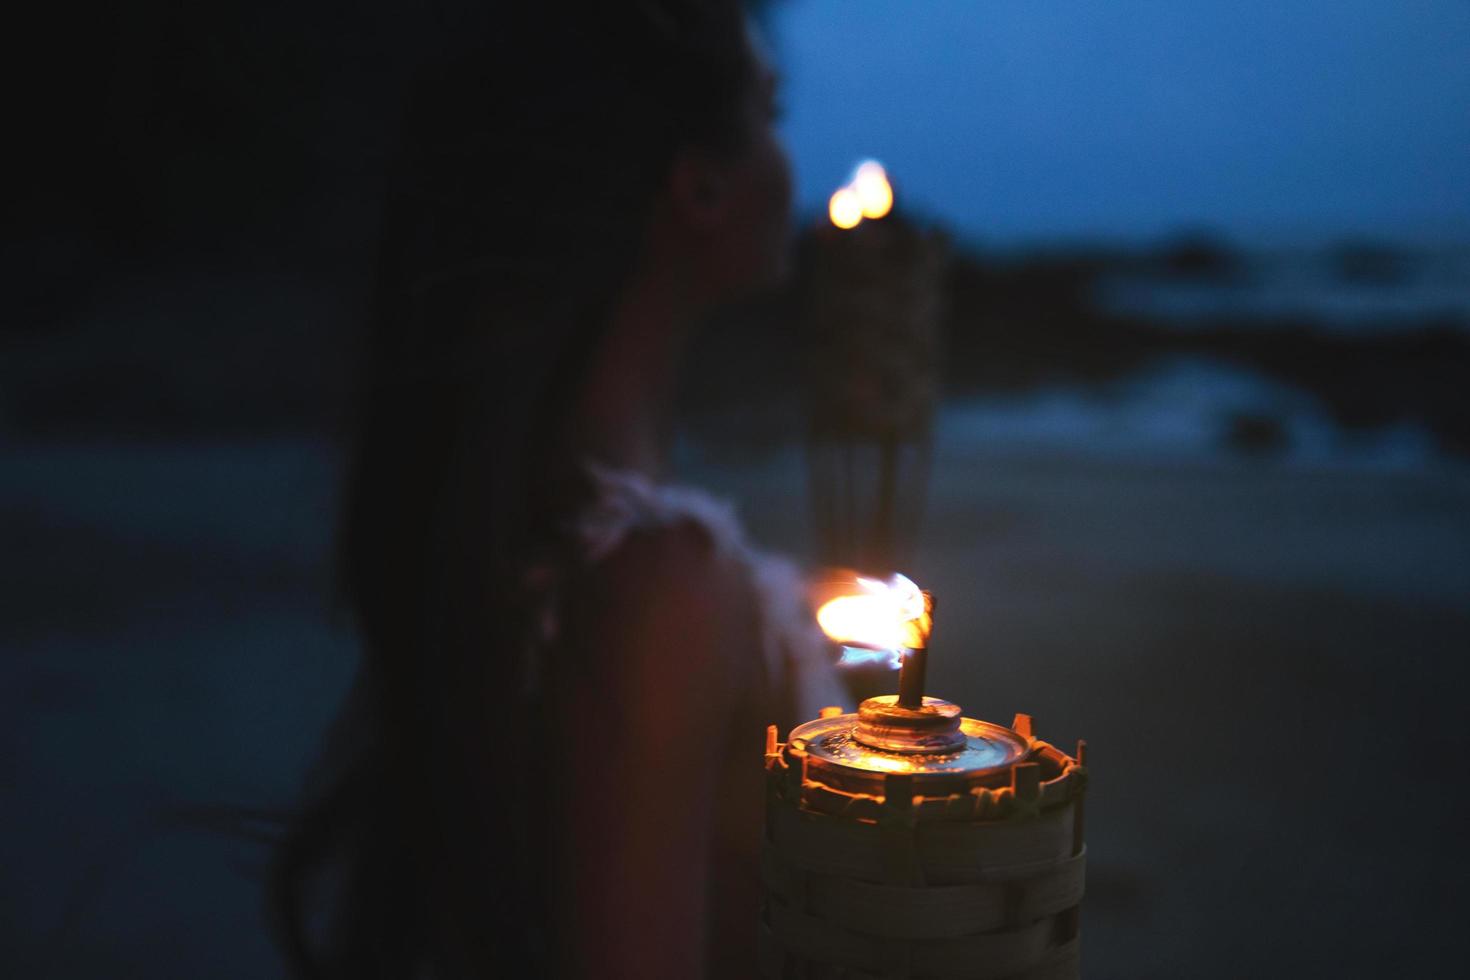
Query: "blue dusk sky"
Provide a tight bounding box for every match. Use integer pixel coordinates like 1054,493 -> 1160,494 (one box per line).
768,0 -> 1470,248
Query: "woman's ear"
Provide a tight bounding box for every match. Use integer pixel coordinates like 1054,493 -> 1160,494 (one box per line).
667,148 -> 731,233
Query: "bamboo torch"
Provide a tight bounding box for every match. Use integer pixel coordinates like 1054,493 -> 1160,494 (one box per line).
760,574 -> 1090,979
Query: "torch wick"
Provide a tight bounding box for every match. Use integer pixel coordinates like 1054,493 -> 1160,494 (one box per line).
897,591 -> 935,709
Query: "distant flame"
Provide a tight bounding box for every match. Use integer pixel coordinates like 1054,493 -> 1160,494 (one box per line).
827,159 -> 893,229
828,186 -> 863,230
851,160 -> 893,219
817,574 -> 927,668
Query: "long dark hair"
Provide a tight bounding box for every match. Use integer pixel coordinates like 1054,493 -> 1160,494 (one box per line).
271,3 -> 756,976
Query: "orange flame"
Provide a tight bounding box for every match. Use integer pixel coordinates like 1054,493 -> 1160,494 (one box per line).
816,574 -> 927,653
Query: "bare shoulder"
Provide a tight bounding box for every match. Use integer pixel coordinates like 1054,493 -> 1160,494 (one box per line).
596,517 -> 741,596
550,518 -> 760,977
566,516 -> 758,709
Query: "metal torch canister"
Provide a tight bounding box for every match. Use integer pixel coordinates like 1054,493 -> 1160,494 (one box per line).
760,697 -> 1088,980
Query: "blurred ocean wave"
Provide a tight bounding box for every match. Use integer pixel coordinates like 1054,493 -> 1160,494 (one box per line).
1094,246 -> 1470,332
938,356 -> 1448,471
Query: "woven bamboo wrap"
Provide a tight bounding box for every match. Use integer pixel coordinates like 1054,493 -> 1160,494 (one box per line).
761,727 -> 1087,979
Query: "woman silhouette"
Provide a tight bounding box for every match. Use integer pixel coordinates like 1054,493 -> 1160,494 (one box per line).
272,2 -> 843,977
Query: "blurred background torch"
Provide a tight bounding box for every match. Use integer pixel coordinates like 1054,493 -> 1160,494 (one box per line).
800,161 -> 950,576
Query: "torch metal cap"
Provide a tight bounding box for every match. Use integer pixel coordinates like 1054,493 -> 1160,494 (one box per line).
854,695 -> 967,754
